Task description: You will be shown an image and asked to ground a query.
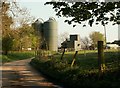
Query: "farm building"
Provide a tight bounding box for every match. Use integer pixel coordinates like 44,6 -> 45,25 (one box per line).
61,35 -> 81,51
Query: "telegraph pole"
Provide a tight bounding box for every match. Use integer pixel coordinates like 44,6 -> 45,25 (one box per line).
104,25 -> 107,49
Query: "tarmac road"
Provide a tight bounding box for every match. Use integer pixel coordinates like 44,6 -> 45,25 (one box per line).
0,58 -> 63,88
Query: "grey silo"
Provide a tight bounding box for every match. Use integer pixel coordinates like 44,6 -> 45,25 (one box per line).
32,18 -> 44,36
118,25 -> 120,40
43,17 -> 58,51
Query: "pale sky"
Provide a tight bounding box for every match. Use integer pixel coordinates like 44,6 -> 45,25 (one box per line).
17,1 -> 119,42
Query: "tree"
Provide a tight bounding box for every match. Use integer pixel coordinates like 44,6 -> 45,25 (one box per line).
89,31 -> 105,49
2,34 -> 13,55
45,1 -> 120,27
1,2 -> 14,55
81,36 -> 90,50
1,1 -> 35,54
11,2 -> 35,51
12,24 -> 38,51
58,32 -> 69,47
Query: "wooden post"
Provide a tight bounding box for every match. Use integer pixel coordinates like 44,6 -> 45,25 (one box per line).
98,41 -> 105,73
61,39 -> 67,60
71,51 -> 78,68
61,48 -> 66,60
84,49 -> 86,57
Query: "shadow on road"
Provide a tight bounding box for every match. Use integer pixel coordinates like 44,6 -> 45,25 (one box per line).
1,59 -> 63,88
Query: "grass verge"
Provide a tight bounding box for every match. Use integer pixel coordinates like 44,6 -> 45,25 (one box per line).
1,51 -> 35,63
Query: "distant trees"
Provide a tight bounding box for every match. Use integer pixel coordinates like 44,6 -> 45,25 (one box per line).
12,25 -> 37,51
81,36 -> 90,50
58,32 -> 69,47
89,31 -> 105,49
1,1 -> 36,54
81,32 -> 105,50
1,2 -> 14,55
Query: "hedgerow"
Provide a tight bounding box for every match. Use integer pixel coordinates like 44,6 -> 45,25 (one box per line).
30,57 -> 120,88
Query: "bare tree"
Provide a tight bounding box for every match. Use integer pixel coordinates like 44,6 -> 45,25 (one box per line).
81,36 -> 90,50
58,32 -> 69,47
9,2 -> 35,29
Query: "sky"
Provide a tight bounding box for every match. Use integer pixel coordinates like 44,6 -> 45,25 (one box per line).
17,1 -> 119,43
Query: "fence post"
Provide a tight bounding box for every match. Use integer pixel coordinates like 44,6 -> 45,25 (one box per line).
61,47 -> 66,60
98,41 -> 105,73
71,51 -> 78,68
61,39 -> 67,60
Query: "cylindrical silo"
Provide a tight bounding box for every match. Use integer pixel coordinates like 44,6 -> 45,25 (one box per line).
118,24 -> 120,40
32,18 -> 44,36
43,17 -> 58,51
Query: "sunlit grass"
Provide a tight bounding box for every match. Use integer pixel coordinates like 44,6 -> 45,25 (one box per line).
1,51 -> 35,63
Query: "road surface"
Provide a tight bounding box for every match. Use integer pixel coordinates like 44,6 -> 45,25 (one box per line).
0,58 -> 63,88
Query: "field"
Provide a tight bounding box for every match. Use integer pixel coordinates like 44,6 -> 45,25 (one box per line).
1,51 -> 35,64
30,49 -> 120,88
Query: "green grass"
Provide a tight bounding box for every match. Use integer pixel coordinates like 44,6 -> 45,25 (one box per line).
52,49 -> 120,71
1,51 -> 35,63
30,49 -> 120,88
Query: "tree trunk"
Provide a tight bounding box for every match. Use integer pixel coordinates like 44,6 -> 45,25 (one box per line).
3,50 -> 8,55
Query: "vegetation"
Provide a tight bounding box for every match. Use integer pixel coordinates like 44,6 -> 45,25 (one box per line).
1,51 -> 34,63
1,1 -> 38,54
45,1 -> 120,27
12,24 -> 38,51
2,2 -> 14,55
2,34 -> 14,55
89,31 -> 105,49
81,36 -> 90,50
30,50 -> 120,88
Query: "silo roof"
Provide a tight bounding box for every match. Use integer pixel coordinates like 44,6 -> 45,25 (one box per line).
35,18 -> 44,23
46,17 -> 56,22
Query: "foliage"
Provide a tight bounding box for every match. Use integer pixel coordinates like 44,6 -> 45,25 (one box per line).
12,24 -> 38,51
45,2 -> 120,27
2,35 -> 14,55
1,2 -> 14,55
1,2 -> 13,36
30,50 -> 120,88
89,31 -> 105,49
1,1 -> 37,52
1,51 -> 34,63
